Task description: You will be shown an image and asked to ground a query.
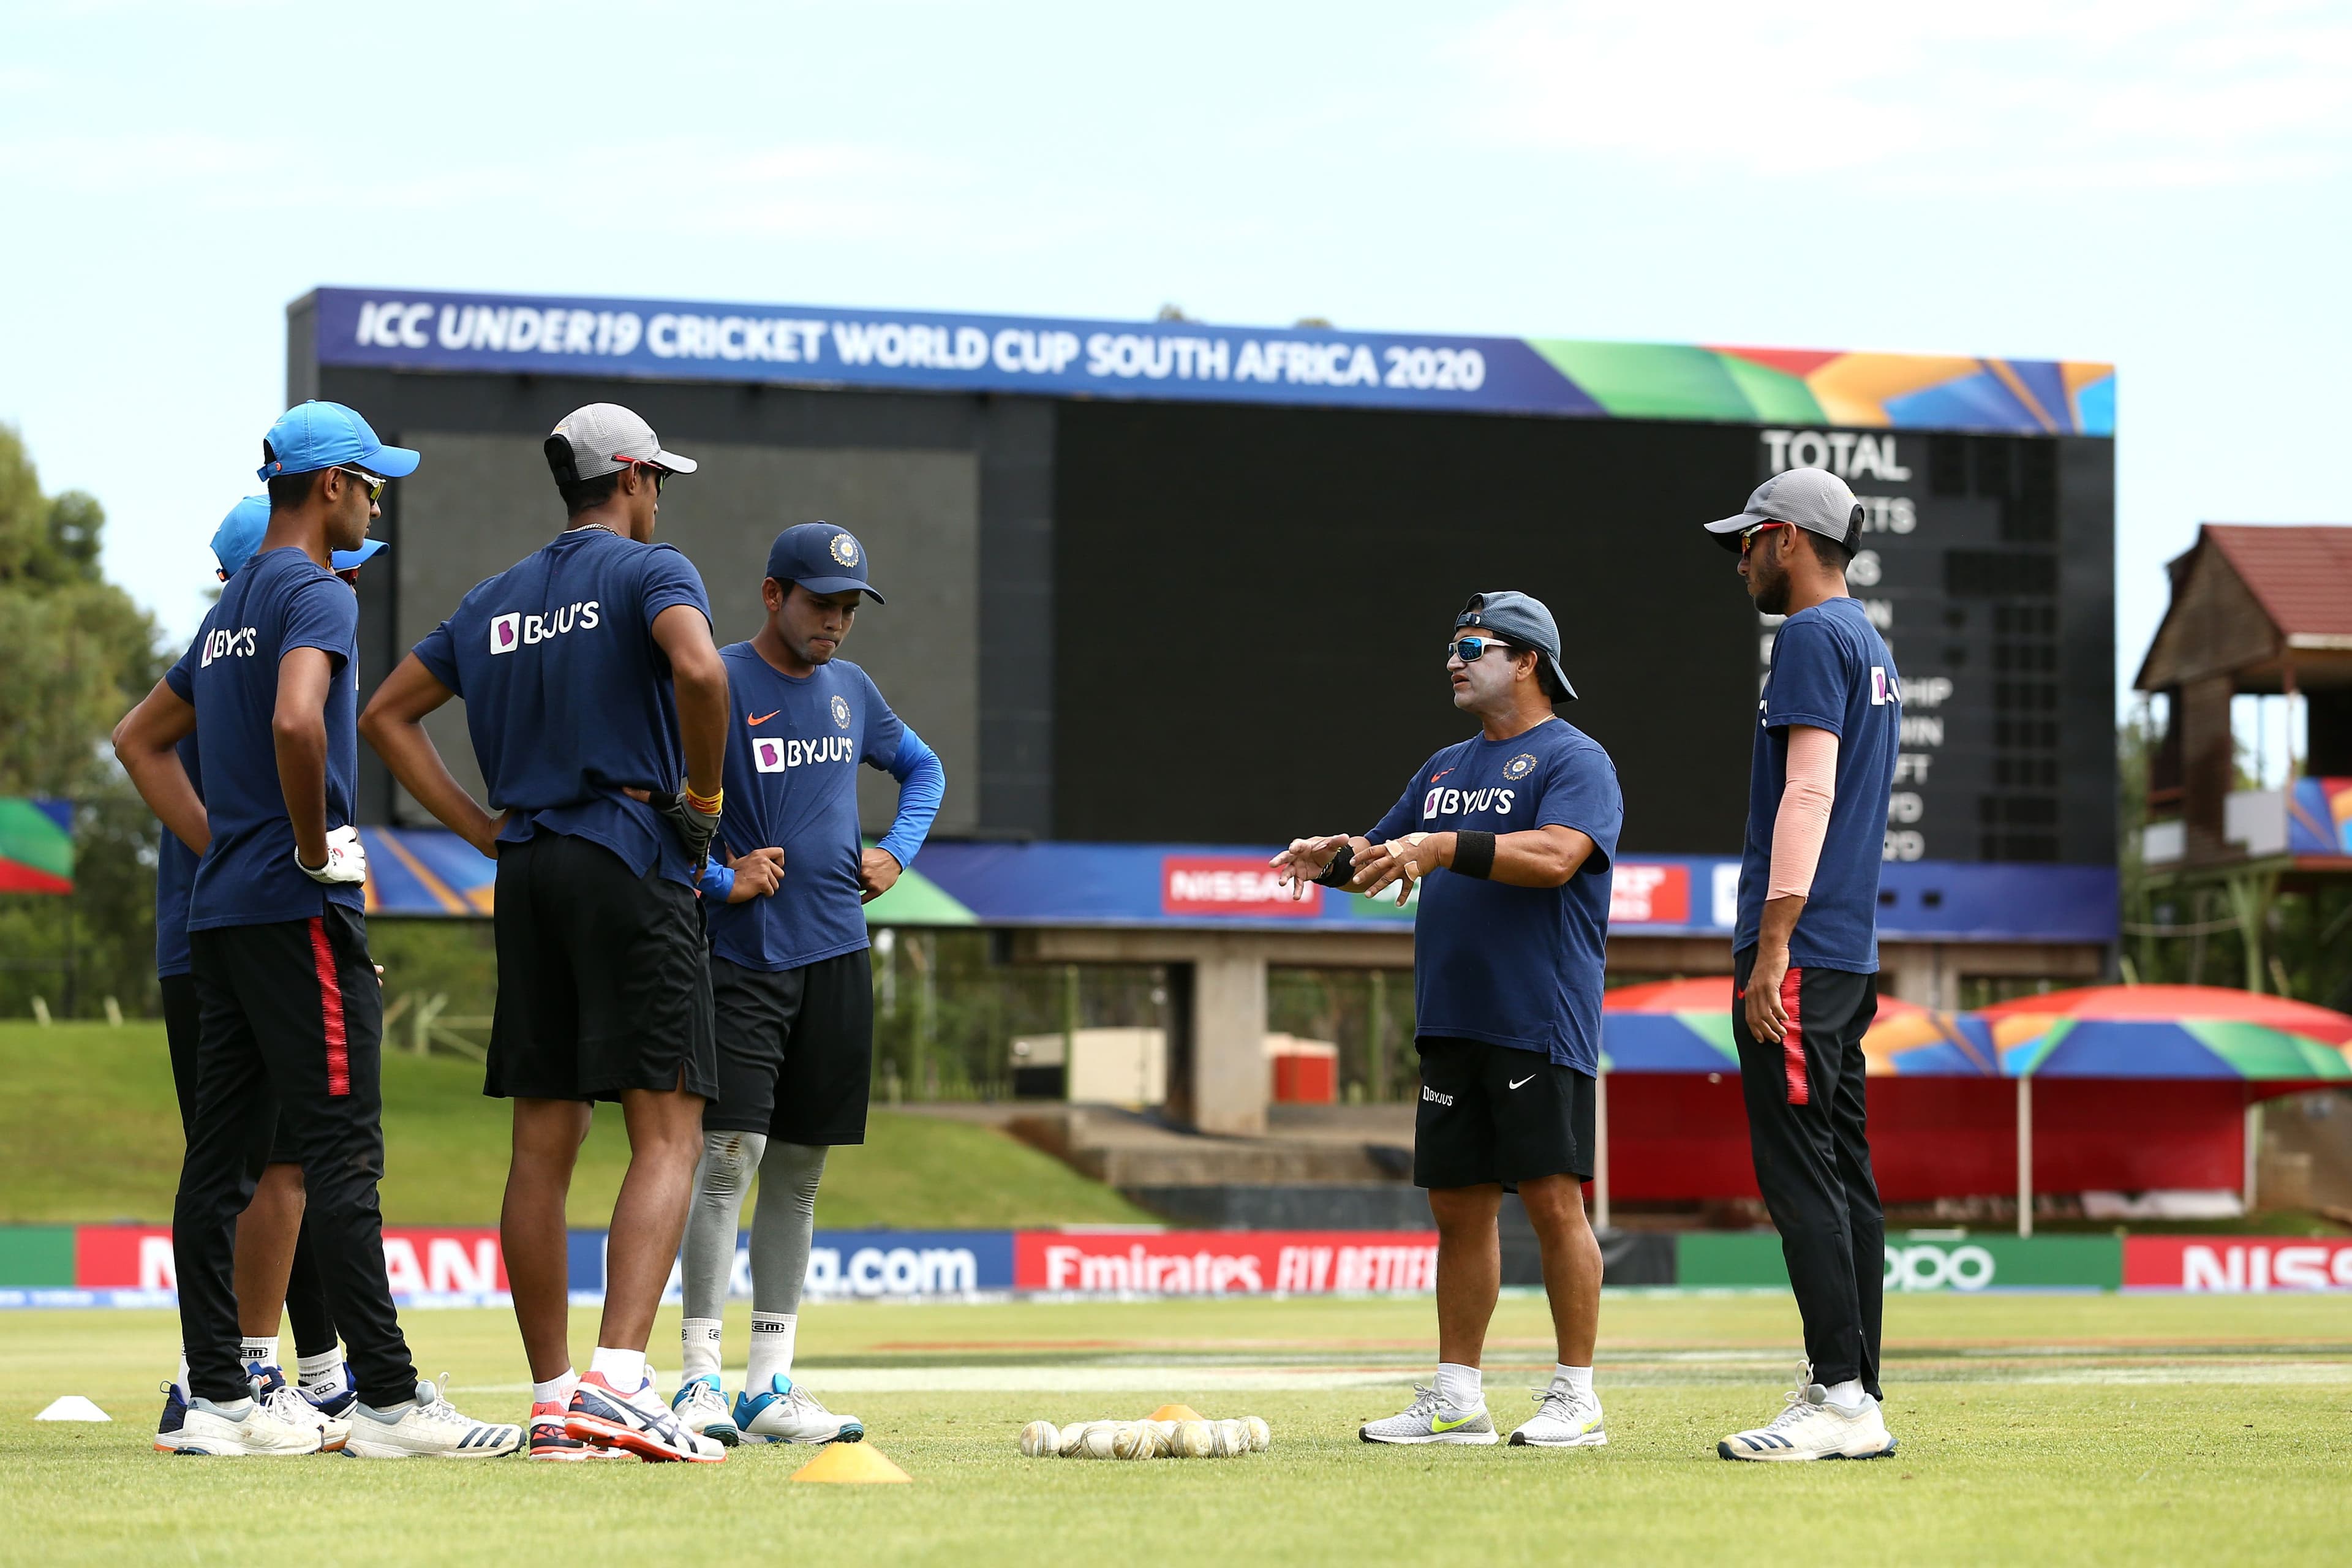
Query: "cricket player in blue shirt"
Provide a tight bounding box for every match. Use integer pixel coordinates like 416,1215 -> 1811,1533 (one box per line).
1274,591 -> 1621,1451
1702,467 -> 1901,1463
361,403 -> 733,1463
669,522 -> 944,1448
115,404 -> 517,1459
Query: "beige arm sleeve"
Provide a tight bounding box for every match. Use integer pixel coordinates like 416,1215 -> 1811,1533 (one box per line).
1768,724 -> 1839,901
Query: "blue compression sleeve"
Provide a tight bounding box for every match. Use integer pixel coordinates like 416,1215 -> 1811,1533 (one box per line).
698,861 -> 736,900
876,726 -> 944,869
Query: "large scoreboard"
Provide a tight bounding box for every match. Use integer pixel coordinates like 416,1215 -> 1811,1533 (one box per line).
293,288 -> 2114,868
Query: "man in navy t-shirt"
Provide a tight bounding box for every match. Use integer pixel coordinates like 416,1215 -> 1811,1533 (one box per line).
1274,591 -> 1621,1452
361,402 -> 731,1464
1702,466 -> 1901,1464
115,402 -> 516,1460
669,522 -> 944,1450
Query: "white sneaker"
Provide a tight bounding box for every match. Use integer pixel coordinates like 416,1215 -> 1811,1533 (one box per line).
670,1374 -> 739,1447
252,1366 -> 347,1453
344,1374 -> 524,1459
734,1375 -> 864,1446
1359,1385 -> 1498,1445
1509,1385 -> 1607,1448
1718,1365 -> 1896,1461
162,1393 -> 323,1457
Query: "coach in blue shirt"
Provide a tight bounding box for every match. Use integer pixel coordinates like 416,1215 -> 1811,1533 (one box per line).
1703,467 -> 1901,1464
1275,591 -> 1621,1452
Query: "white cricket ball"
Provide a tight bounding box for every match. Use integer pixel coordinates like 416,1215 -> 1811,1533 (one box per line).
1112,1422 -> 1161,1460
1150,1419 -> 1178,1443
1173,1419 -> 1214,1458
1020,1420 -> 1060,1458
1080,1422 -> 1121,1460
1058,1422 -> 1090,1457
1211,1420 -> 1247,1457
1243,1415 -> 1270,1452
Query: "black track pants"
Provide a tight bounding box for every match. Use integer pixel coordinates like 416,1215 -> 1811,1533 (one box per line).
1732,946 -> 1885,1397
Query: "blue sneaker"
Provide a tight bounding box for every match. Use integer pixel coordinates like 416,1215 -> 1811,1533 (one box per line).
733,1374 -> 863,1446
670,1374 -> 739,1447
152,1380 -> 187,1452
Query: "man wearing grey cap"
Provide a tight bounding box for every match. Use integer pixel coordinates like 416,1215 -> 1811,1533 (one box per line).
361,402 -> 731,1463
1703,466 -> 1901,1463
1273,591 -> 1622,1452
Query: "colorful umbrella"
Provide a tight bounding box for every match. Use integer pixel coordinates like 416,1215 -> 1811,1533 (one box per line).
1977,984 -> 2352,1080
1600,978 -> 1738,1072
1859,996 -> 2000,1077
0,797 -> 73,894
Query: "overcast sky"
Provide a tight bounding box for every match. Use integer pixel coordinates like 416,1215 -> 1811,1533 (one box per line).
6,1 -> 2349,710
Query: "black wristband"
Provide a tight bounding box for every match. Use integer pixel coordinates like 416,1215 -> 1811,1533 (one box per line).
1452,830 -> 1498,880
1311,843 -> 1358,887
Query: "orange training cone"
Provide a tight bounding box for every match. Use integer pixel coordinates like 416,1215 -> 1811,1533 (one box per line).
790,1442 -> 912,1483
1149,1404 -> 1205,1423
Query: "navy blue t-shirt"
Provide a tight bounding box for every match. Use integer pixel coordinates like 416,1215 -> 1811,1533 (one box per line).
1735,595 -> 1901,972
412,527 -> 712,886
154,728 -> 202,978
706,647 -> 906,971
1368,718 -> 1623,1074
165,548 -> 361,930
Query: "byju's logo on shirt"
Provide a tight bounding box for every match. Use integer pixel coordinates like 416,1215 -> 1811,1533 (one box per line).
198,626 -> 258,667
1871,666 -> 1895,706
1421,785 -> 1517,820
489,601 -> 602,655
754,735 -> 856,773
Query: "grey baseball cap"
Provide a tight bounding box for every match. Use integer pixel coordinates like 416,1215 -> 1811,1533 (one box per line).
1455,590 -> 1577,701
1703,466 -> 1863,552
543,403 -> 699,484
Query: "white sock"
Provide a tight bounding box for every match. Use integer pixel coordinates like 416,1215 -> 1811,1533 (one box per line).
296,1350 -> 347,1400
1435,1362 -> 1483,1414
239,1336 -> 280,1374
1823,1378 -> 1866,1411
530,1370 -> 579,1406
589,1346 -> 647,1392
174,1350 -> 191,1400
1551,1364 -> 1594,1400
681,1317 -> 724,1382
747,1313 -> 797,1389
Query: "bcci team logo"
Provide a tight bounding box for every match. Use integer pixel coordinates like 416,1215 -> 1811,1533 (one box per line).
829,533 -> 859,567
1502,753 -> 1537,781
831,694 -> 851,729
490,613 -> 520,654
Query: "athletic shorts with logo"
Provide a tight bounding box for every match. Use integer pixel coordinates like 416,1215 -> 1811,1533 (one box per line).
704,950 -> 873,1145
1413,1036 -> 1596,1189
487,831 -> 718,1102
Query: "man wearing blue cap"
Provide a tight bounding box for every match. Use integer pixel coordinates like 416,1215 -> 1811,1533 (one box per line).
361,401 -> 731,1463
116,403 -> 518,1459
125,497 -> 353,1452
1273,591 -> 1621,1452
669,521 -> 944,1449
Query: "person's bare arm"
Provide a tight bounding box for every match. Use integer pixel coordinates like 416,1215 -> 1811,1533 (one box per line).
273,648 -> 338,869
650,604 -> 726,797
111,679 -> 208,854
1350,824 -> 1596,897
359,654 -> 506,858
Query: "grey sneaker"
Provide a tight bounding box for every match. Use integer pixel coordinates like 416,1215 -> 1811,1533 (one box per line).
1509,1385 -> 1607,1447
1359,1385 -> 1498,1446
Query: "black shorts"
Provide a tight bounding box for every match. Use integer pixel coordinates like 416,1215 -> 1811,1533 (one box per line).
1413,1036 -> 1596,1189
706,951 -> 873,1145
162,970 -> 303,1169
487,831 -> 718,1103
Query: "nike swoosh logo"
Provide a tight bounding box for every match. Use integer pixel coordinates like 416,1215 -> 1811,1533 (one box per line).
1430,1412 -> 1480,1433
747,710 -> 780,726
1509,1075 -> 1536,1090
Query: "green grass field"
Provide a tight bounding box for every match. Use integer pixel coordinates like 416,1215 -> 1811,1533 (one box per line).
4,1292 -> 2347,1566
0,1022 -> 1152,1227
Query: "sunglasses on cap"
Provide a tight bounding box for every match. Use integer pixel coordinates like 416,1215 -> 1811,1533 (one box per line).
1447,635 -> 1520,663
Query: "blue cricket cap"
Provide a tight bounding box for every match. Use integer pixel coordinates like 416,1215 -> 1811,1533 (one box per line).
257,401 -> 420,483
765,521 -> 884,603
210,496 -> 270,576
332,538 -> 388,572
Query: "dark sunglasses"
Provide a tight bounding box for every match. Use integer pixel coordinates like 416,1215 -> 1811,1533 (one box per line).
617,459 -> 668,493
1448,635 -> 1518,663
